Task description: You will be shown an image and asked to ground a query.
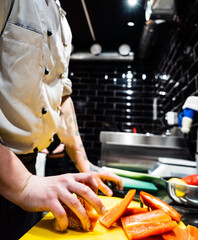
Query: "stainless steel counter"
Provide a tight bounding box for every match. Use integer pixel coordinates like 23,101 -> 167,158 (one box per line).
99,131 -> 192,172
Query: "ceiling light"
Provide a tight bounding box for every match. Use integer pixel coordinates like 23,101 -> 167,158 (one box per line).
90,43 -> 102,55
127,22 -> 135,27
128,0 -> 137,6
118,44 -> 131,56
142,74 -> 147,80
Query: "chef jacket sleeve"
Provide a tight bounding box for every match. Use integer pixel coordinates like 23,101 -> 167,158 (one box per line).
0,0 -> 14,34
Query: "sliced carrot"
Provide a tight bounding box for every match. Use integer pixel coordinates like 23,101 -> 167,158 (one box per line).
121,209 -> 172,225
99,189 -> 136,228
122,207 -> 149,217
122,220 -> 177,240
140,191 -> 181,222
115,207 -> 149,226
162,225 -> 198,240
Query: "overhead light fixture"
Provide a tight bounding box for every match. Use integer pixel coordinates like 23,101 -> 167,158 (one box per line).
127,21 -> 135,27
142,74 -> 147,80
128,0 -> 137,6
118,44 -> 131,56
90,43 -> 102,55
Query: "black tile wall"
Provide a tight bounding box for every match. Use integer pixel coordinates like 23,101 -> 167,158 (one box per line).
68,1 -> 198,165
155,0 -> 198,158
68,61 -> 155,164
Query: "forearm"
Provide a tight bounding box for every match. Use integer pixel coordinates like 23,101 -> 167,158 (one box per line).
0,141 -> 32,207
58,96 -> 123,195
59,96 -> 91,172
64,136 -> 91,172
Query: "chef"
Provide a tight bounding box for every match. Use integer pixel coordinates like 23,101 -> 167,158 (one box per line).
0,0 -> 123,239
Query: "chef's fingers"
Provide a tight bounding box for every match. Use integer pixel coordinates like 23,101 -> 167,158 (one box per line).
74,172 -> 99,194
65,181 -> 106,216
50,199 -> 68,231
98,171 -> 123,190
59,190 -> 91,231
97,177 -> 113,196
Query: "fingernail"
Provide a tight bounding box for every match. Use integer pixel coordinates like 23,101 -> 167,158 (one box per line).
85,220 -> 90,231
108,190 -> 113,196
101,206 -> 106,215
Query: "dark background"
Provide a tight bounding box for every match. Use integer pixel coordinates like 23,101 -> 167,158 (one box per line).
60,0 -> 198,165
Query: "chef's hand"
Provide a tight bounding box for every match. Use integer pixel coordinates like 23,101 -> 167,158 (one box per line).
18,173 -> 106,231
89,163 -> 123,196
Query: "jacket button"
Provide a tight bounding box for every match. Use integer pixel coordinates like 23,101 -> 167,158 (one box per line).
60,73 -> 65,79
45,68 -> 50,75
63,43 -> 67,47
47,30 -> 52,36
42,108 -> 47,114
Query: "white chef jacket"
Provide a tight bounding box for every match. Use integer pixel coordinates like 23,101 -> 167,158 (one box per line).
0,0 -> 72,154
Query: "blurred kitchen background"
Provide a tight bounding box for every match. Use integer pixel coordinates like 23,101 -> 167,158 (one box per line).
46,0 -> 198,176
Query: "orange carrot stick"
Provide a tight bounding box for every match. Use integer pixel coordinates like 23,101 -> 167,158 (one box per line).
99,189 -> 136,228
140,191 -> 181,222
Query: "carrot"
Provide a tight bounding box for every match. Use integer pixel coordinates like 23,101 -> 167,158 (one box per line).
122,207 -> 149,217
121,219 -> 177,240
162,225 -> 198,240
121,209 -> 172,224
188,225 -> 198,238
140,191 -> 181,222
99,189 -> 136,228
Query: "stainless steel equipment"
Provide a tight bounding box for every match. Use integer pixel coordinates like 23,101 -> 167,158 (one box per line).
164,177 -> 198,207
149,157 -> 196,178
99,131 -> 192,172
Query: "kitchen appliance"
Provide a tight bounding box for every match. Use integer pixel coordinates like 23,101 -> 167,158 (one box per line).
99,131 -> 192,173
148,157 -> 197,178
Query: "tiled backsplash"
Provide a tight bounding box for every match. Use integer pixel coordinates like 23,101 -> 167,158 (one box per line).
69,1 -> 198,164
155,0 -> 198,158
69,61 -> 155,164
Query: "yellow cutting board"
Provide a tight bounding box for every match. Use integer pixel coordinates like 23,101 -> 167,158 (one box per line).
20,195 -> 140,240
20,195 -> 185,240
